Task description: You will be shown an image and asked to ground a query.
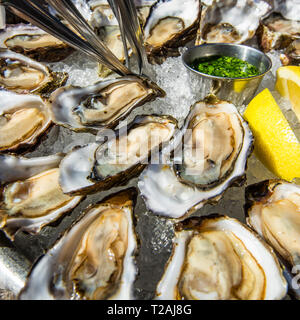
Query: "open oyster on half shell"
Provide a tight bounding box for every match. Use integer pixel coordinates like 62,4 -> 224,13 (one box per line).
59,114 -> 178,195
0,154 -> 84,240
49,75 -> 165,133
245,180 -> 300,298
87,0 -> 131,77
0,24 -> 74,63
138,98 -> 253,219
156,215 -> 287,300
257,0 -> 300,54
143,0 -> 201,64
0,90 -> 52,153
134,0 -> 157,27
196,0 -> 272,45
0,50 -> 68,95
19,188 -> 138,300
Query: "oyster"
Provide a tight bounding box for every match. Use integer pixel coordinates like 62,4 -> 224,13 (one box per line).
88,0 -> 118,29
49,75 -> 165,133
156,215 -> 287,300
196,0 -> 272,45
0,24 -> 74,63
0,153 -> 63,184
87,0 -> 131,77
274,0 -> 300,21
138,98 -> 253,219
245,180 -> 300,297
143,0 -> 201,64
0,50 -> 68,95
19,188 -> 138,300
280,39 -> 300,65
0,154 -> 83,240
88,0 -> 156,28
134,0 -> 157,27
0,90 -> 52,153
257,0 -> 300,52
59,114 -> 178,195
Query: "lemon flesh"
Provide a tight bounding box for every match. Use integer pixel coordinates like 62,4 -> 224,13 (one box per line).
275,66 -> 300,122
244,88 -> 300,181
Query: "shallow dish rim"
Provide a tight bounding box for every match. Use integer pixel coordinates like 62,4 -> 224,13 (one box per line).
182,43 -> 273,81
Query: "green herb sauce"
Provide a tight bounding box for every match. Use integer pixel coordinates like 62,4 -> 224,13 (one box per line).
190,55 -> 260,78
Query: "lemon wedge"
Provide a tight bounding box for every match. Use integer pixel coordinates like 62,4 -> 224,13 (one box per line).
244,88 -> 300,181
275,66 -> 300,122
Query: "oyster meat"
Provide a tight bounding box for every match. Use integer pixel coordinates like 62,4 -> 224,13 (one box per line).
0,24 -> 74,63
88,0 -> 118,29
245,179 -> 300,293
0,90 -> 52,153
134,0 -> 157,27
59,114 -> 178,195
257,6 -> 300,53
87,0 -> 130,77
0,154 -> 83,240
49,75 -> 165,133
196,0 -> 272,45
0,50 -> 68,95
88,0 -> 156,27
156,215 -> 287,300
138,98 -> 253,219
19,189 -> 138,300
143,0 -> 201,64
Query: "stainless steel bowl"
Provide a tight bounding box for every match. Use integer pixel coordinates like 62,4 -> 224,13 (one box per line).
182,43 -> 272,106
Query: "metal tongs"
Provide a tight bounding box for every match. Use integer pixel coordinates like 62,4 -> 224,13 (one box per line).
0,0 -> 148,76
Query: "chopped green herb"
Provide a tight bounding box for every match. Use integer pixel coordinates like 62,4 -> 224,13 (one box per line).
190,55 -> 260,78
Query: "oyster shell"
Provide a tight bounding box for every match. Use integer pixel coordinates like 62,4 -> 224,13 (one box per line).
0,153 -> 63,184
19,188 -> 138,300
88,0 -> 156,28
135,0 -> 157,27
156,215 -> 287,300
138,98 -> 253,219
49,75 -> 165,133
87,0 -> 131,77
274,0 -> 300,21
257,12 -> 300,53
245,179 -> 300,297
59,114 -> 178,195
0,90 -> 52,153
280,39 -> 300,65
0,24 -> 74,63
88,0 -> 117,28
0,50 -> 68,95
97,25 -> 130,77
196,0 -> 272,45
144,0 -> 201,64
0,154 -> 83,240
